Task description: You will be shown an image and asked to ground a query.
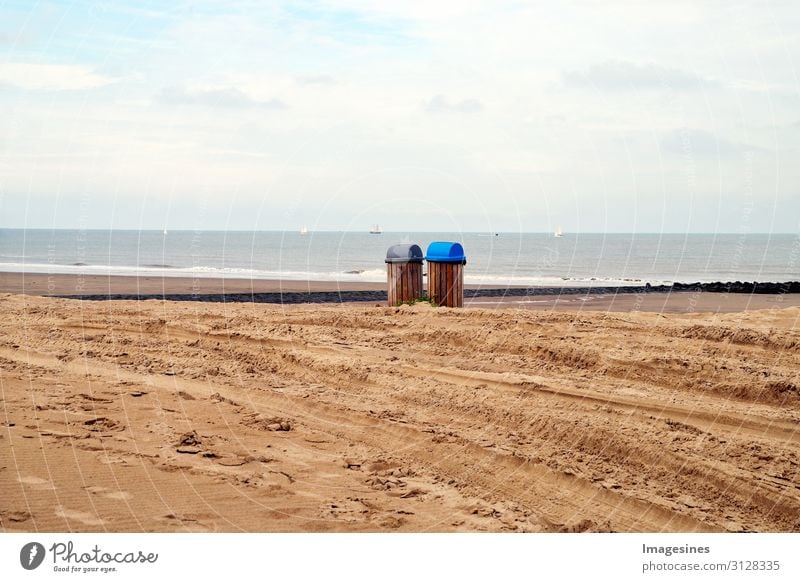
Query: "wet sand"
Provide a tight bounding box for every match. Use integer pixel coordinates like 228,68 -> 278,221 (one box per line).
1,293 -> 799,532
2,271 -> 800,313
0,272 -> 387,295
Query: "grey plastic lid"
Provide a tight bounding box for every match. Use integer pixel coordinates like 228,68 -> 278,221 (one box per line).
385,243 -> 423,264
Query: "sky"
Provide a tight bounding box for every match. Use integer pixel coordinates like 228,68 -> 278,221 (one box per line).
0,0 -> 799,233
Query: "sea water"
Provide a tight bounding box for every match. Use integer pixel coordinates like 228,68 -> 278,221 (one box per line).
0,229 -> 798,287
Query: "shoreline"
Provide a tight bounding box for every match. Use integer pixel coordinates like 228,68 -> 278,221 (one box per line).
1,272 -> 799,313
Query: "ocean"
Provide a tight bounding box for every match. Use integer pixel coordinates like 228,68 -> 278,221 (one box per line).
1,229 -> 798,287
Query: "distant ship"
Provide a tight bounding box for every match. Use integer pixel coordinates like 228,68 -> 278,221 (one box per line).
554,226 -> 563,238
369,224 -> 382,234
300,225 -> 309,235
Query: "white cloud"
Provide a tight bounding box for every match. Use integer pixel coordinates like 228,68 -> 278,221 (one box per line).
0,63 -> 115,91
155,85 -> 287,109
564,61 -> 716,91
295,75 -> 338,86
660,129 -> 763,157
425,94 -> 484,114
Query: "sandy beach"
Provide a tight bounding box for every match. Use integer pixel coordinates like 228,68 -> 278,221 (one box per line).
1,290 -> 799,532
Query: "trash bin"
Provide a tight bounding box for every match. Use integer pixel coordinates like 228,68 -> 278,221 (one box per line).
425,242 -> 466,307
385,243 -> 424,306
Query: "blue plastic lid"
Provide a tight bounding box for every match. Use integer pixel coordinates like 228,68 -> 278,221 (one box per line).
425,241 -> 466,264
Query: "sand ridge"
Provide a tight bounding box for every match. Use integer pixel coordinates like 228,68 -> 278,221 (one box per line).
1,293 -> 799,532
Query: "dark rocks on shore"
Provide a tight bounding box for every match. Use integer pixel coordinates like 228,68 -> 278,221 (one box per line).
54,281 -> 800,304
669,281 -> 800,294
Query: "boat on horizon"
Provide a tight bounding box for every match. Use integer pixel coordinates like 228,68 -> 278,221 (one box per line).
369,224 -> 382,234
554,226 -> 564,238
300,225 -> 309,235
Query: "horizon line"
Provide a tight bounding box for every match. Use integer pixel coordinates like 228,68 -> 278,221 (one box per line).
1,228 -> 798,236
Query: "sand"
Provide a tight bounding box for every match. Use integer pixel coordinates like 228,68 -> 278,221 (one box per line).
468,292 -> 800,313
1,292 -> 799,532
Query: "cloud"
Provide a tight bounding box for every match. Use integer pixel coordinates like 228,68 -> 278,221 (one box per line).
563,60 -> 717,91
425,94 -> 484,114
0,63 -> 114,91
156,86 -> 287,109
660,128 -> 760,157
295,75 -> 338,86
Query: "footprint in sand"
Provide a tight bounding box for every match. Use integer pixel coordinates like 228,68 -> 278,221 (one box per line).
17,476 -> 56,490
104,491 -> 132,501
159,512 -> 215,532
98,453 -> 130,466
55,506 -> 105,527
84,485 -> 133,501
0,510 -> 32,524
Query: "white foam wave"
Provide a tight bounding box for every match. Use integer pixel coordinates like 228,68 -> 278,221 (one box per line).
0,262 -> 689,287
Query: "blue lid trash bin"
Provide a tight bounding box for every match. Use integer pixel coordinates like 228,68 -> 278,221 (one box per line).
424,242 -> 466,264
425,242 -> 467,307
385,244 -> 424,306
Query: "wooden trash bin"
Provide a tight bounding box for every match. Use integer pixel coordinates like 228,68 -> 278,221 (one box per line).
385,244 -> 424,306
425,242 -> 466,307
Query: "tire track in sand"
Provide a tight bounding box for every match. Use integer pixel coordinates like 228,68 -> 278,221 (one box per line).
0,344 -> 718,532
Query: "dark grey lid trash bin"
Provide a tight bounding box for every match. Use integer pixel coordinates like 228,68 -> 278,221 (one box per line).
385,244 -> 424,306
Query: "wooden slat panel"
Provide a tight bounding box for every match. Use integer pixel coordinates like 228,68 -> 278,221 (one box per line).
456,264 -> 463,307
439,264 -> 446,306
392,264 -> 399,305
447,265 -> 453,307
453,265 -> 464,307
453,264 -> 458,308
444,265 -> 451,307
387,264 -> 394,306
430,263 -> 439,305
394,264 -> 399,305
454,265 -> 460,307
394,264 -> 400,304
397,264 -> 402,303
434,263 -> 440,304
445,264 -> 450,306
415,263 -> 422,299
434,263 -> 439,303
396,264 -> 402,304
451,264 -> 457,307
459,264 -> 464,307
428,263 -> 439,303
442,264 -> 453,307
